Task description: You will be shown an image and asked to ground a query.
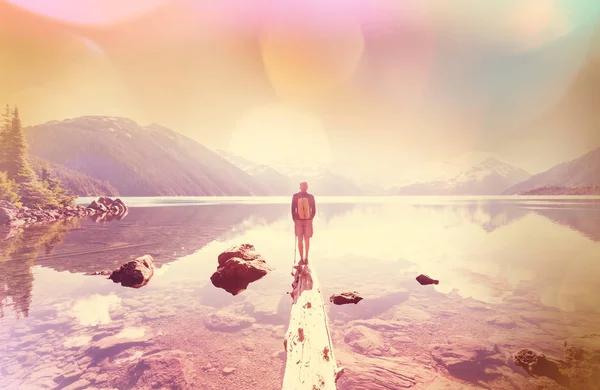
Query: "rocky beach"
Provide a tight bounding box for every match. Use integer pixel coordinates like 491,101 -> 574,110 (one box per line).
0,197 -> 128,230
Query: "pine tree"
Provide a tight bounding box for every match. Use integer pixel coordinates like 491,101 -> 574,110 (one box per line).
39,164 -> 75,207
0,171 -> 21,206
0,104 -> 10,173
3,107 -> 35,184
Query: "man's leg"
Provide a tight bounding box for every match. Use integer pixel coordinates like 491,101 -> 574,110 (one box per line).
304,236 -> 310,262
304,220 -> 313,262
294,220 -> 304,263
297,235 -> 304,262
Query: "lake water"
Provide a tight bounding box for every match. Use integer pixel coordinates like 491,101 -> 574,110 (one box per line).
1,196 -> 599,389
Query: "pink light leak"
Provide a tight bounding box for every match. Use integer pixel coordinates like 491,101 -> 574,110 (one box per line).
5,0 -> 167,26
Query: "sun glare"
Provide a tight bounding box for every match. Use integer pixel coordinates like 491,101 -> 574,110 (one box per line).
228,103 -> 332,167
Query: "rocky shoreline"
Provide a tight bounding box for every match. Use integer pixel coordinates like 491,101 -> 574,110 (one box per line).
520,186 -> 600,195
0,196 -> 128,228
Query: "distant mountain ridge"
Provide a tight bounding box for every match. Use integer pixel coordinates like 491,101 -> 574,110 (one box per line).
504,146 -> 600,195
24,116 -> 270,196
217,150 -> 294,195
217,150 -> 363,196
394,157 -> 532,195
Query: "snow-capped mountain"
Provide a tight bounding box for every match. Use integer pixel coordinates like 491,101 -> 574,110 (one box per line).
394,157 -> 532,195
216,151 -> 363,195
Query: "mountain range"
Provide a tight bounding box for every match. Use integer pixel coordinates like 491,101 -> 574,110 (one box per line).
217,150 -> 363,196
25,117 -> 269,196
22,116 -> 600,197
392,158 -> 532,195
503,147 -> 600,194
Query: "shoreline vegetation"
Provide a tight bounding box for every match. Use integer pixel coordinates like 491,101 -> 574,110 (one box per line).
0,104 -> 78,226
519,185 -> 600,196
0,104 -> 128,229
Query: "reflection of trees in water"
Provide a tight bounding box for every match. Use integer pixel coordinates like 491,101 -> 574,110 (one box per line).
0,219 -> 79,319
33,202 -> 355,274
534,204 -> 600,242
34,205 -> 255,274
413,202 -> 530,232
0,202 -> 359,317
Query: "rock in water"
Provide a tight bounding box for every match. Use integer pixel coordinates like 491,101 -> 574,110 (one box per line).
416,274 -> 439,285
211,244 -> 273,295
109,255 -> 155,288
513,349 -> 569,387
514,334 -> 600,389
330,292 -> 363,305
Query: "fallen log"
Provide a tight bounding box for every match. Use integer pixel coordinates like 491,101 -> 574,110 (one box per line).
282,263 -> 343,389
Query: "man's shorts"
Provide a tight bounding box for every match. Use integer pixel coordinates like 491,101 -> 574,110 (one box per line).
294,219 -> 313,238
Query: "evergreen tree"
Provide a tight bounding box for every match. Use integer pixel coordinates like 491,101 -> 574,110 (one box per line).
0,171 -> 21,206
3,107 -> 35,183
0,104 -> 10,173
39,164 -> 76,207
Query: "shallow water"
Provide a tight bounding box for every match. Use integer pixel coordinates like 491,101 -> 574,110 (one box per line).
1,197 -> 599,389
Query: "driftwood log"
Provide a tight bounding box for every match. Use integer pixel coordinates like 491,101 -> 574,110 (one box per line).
282,264 -> 343,389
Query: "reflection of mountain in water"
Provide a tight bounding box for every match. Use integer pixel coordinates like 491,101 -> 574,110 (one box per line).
0,219 -> 79,319
33,204 -> 288,273
413,202 -> 530,232
533,203 -> 600,242
0,202 -> 355,318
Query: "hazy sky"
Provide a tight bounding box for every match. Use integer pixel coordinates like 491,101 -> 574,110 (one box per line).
1,0 -> 600,180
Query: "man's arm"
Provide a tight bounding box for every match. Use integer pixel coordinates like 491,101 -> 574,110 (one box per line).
310,194 -> 316,219
291,194 -> 298,220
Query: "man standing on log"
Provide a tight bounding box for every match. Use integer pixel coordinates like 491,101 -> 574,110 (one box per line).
291,181 -> 316,265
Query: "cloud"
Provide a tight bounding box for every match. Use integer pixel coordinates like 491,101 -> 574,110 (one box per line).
69,293 -> 121,326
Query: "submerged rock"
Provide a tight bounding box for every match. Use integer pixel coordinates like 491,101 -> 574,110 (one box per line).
109,255 -> 155,288
564,334 -> 600,389
513,349 -> 569,387
514,334 -> 600,389
116,350 -> 194,390
330,292 -> 363,305
204,310 -> 255,332
211,244 -> 273,295
430,336 -> 498,379
416,274 -> 439,285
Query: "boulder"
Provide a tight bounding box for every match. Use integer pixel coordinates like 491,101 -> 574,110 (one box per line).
211,244 -> 273,295
97,196 -> 114,207
330,292 -> 363,305
513,334 -> 600,389
513,349 -> 569,387
109,255 -> 155,288
416,274 -> 439,285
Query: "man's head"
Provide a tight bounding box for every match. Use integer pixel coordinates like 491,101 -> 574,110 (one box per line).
299,181 -> 308,192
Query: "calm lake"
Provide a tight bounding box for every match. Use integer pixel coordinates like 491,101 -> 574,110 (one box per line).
1,196 -> 599,389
